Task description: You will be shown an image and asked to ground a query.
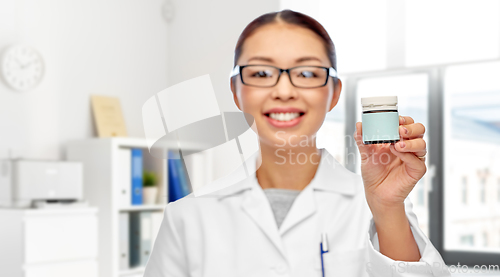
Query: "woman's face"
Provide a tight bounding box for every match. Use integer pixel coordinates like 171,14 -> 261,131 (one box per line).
231,22 -> 342,150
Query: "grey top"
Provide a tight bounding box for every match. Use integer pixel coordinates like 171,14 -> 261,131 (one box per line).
263,188 -> 301,229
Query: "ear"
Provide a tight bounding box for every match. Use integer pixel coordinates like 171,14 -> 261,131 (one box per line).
328,78 -> 342,112
230,77 -> 242,111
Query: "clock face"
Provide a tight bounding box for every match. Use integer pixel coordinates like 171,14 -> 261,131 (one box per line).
1,45 -> 44,92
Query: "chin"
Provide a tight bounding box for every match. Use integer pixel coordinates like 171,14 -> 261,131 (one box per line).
258,130 -> 315,150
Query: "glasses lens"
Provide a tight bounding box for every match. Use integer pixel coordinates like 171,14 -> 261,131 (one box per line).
290,66 -> 328,88
241,65 -> 279,87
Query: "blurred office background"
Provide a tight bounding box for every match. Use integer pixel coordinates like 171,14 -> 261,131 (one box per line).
0,0 -> 499,276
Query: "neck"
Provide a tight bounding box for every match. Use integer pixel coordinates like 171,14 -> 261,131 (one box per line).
256,142 -> 322,191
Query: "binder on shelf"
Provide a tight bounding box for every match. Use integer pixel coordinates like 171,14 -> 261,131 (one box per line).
140,212 -> 152,266
131,149 -> 143,205
175,157 -> 192,196
119,212 -> 130,270
118,148 -> 132,207
129,212 -> 139,267
167,151 -> 181,202
168,150 -> 192,202
129,211 -> 152,267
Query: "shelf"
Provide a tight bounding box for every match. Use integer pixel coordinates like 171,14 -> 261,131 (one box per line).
66,137 -> 208,277
67,137 -> 210,151
0,207 -> 98,216
118,204 -> 166,212
119,266 -> 145,276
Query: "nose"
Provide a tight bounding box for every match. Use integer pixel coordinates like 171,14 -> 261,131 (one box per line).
271,71 -> 298,100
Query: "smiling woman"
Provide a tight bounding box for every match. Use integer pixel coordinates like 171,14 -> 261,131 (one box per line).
144,9 -> 450,277
229,11 -> 341,168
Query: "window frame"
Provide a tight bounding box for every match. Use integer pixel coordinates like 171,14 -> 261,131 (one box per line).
341,59 -> 500,267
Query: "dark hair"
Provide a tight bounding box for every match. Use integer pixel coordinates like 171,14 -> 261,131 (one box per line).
233,9 -> 337,71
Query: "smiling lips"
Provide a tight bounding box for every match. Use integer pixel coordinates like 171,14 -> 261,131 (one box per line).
263,107 -> 306,128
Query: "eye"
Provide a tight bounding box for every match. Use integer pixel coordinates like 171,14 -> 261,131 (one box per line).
251,70 -> 273,78
297,70 -> 317,78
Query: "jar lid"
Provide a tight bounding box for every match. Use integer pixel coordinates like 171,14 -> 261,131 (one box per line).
361,96 -> 398,107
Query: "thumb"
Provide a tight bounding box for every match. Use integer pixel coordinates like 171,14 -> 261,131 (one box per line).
354,122 -> 372,159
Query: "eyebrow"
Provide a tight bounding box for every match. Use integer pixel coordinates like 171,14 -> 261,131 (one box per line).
247,56 -> 323,64
296,56 -> 322,63
247,56 -> 274,63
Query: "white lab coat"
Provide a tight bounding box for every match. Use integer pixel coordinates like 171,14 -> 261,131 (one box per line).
144,148 -> 451,277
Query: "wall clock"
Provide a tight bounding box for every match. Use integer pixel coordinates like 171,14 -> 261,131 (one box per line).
1,45 -> 44,92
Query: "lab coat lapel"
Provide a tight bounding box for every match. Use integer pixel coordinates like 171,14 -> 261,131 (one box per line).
212,147 -> 358,263
278,182 -> 317,236
240,179 -> 288,261
278,148 -> 358,236
202,150 -> 288,260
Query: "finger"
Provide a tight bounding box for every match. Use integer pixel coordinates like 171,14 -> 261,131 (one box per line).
355,121 -> 362,137
395,138 -> 427,157
354,122 -> 366,148
399,123 -> 426,139
354,122 -> 374,158
389,144 -> 426,176
399,116 -> 415,125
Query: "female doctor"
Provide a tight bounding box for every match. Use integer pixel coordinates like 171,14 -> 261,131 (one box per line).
144,9 -> 450,277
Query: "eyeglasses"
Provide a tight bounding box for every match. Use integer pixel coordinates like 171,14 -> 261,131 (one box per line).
230,64 -> 337,88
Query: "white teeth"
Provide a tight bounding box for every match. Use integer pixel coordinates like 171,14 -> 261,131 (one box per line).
268,112 -> 301,121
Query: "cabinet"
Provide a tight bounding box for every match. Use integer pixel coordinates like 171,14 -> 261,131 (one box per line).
66,137 -> 206,277
0,208 -> 99,277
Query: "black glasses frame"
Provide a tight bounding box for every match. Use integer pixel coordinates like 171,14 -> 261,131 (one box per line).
230,64 -> 338,88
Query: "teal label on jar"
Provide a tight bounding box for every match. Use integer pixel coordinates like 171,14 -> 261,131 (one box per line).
362,111 -> 400,144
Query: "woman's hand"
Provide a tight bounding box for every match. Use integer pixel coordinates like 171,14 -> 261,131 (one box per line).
354,115 -> 426,262
354,116 -> 427,212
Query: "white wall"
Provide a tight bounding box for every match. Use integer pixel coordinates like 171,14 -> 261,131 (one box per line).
0,0 -> 281,161
166,0 -> 280,112
0,0 -> 169,160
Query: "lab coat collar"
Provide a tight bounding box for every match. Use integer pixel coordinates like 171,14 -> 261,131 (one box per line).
204,147 -> 360,263
211,147 -> 359,199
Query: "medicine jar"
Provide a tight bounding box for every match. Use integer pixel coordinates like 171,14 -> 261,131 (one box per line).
361,96 -> 400,144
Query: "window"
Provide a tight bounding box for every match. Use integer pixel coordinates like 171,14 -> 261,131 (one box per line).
282,0 -> 500,266
481,169 -> 489,204
355,73 -> 430,236
483,232 -> 489,247
461,176 -> 467,205
417,181 -> 424,206
479,175 -> 486,204
283,0 -> 500,72
460,235 -> 474,247
444,61 -> 500,252
498,178 -> 500,203
338,63 -> 500,264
